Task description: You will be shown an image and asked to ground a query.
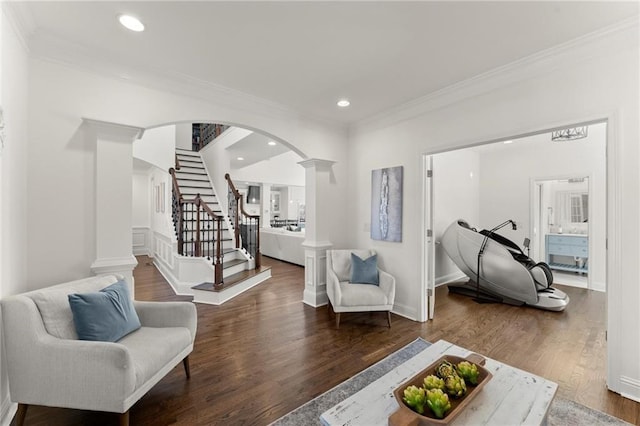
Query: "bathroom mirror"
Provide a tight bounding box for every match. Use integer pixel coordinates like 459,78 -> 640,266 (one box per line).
556,191 -> 588,224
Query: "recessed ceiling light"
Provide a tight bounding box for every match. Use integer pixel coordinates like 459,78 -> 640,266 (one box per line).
337,99 -> 350,108
268,141 -> 277,146
237,157 -> 244,161
119,14 -> 145,32
503,140 -> 513,144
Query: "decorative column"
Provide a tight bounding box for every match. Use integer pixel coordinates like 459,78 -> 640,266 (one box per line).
299,158 -> 336,307
83,118 -> 145,294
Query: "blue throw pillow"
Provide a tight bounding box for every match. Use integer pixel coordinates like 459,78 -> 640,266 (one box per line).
351,253 -> 379,285
68,280 -> 141,342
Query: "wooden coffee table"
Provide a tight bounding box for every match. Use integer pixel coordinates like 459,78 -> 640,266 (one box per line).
320,340 -> 558,426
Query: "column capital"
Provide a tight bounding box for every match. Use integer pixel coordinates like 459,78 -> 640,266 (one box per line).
82,118 -> 145,141
298,158 -> 336,171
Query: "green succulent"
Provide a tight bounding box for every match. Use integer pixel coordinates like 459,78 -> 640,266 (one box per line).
457,361 -> 480,385
402,385 -> 427,414
423,374 -> 445,391
444,374 -> 467,398
426,388 -> 452,419
435,360 -> 457,379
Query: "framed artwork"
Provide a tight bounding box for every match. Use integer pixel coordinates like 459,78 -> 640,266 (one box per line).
371,166 -> 403,242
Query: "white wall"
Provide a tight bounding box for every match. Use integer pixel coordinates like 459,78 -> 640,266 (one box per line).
132,171 -> 151,228
175,123 -> 192,150
0,5 -> 29,423
132,170 -> 151,255
478,123 -> 606,290
26,58 -> 348,290
432,149 -> 480,285
231,151 -> 305,187
133,125 -> 175,172
348,22 -> 639,399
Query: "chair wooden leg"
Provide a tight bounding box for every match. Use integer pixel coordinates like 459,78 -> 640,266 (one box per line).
119,410 -> 129,426
183,356 -> 191,379
15,403 -> 28,426
335,312 -> 341,329
387,311 -> 392,328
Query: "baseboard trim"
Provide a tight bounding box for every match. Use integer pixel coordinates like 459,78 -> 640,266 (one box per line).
435,271 -> 467,287
0,395 -> 16,426
152,258 -> 193,296
619,376 -> 640,403
392,302 -> 418,322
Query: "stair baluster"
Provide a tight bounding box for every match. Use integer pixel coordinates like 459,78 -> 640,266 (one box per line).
225,174 -> 261,269
170,166 -> 224,285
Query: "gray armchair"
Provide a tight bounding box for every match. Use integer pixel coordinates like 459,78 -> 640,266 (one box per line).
1,274 -> 197,426
326,249 -> 396,329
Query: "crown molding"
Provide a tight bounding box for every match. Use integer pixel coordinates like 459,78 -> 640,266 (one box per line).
2,2 -> 36,52
28,30 -> 346,132
351,16 -> 640,135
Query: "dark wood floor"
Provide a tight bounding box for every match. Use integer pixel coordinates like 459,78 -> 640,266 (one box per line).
18,256 -> 640,425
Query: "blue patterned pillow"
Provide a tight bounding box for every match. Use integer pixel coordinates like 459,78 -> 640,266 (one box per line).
351,253 -> 379,285
68,280 -> 141,342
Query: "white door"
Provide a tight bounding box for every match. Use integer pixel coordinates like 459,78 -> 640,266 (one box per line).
423,155 -> 436,319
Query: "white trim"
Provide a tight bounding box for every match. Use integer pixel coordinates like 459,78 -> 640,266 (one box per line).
619,376 -> 640,403
0,395 -> 16,426
606,111 -> 624,397
391,302 -> 418,322
435,271 -> 466,287
27,32 -> 341,130
352,17 -> 639,134
132,226 -> 151,256
1,2 -> 35,52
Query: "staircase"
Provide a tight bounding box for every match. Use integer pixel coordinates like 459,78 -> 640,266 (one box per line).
169,148 -> 271,304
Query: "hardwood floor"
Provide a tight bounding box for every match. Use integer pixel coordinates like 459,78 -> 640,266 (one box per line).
18,256 -> 640,425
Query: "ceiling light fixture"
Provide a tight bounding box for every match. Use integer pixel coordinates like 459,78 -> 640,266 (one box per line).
237,157 -> 244,161
503,140 -> 513,144
268,141 -> 277,146
337,99 -> 350,108
118,14 -> 145,32
551,126 -> 588,142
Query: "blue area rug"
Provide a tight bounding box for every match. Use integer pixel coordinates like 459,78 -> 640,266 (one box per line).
270,338 -> 630,426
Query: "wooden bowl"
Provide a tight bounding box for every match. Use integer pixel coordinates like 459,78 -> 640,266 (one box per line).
388,353 -> 492,426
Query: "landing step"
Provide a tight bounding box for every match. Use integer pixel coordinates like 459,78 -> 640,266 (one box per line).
193,266 -> 272,293
223,258 -> 247,269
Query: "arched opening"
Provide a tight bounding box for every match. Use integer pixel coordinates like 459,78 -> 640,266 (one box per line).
131,120 -> 309,302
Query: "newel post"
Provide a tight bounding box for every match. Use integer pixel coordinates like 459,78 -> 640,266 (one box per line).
83,118 -> 145,294
299,158 -> 336,307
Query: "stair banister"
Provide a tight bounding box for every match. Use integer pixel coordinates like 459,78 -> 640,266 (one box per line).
224,173 -> 261,269
170,166 -> 224,285
169,168 -> 185,254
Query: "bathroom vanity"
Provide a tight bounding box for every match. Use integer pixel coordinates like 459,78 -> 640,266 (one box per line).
545,233 -> 588,273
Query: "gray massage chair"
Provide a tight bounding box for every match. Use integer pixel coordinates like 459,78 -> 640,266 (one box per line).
441,219 -> 569,312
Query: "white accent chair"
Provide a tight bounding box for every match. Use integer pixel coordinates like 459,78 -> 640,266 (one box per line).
326,249 -> 396,329
1,275 -> 197,426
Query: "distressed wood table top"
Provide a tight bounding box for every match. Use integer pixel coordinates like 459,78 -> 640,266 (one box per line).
320,340 -> 558,426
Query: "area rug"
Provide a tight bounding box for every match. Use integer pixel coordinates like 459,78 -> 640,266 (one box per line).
270,338 -> 630,426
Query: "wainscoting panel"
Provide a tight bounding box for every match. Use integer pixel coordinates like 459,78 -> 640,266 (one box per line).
132,227 -> 150,255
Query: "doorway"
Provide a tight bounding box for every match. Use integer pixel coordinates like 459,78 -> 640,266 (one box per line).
532,177 -> 593,290
422,121 -> 607,318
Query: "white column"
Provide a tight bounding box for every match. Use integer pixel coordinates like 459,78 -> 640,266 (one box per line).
299,158 -> 336,307
83,118 -> 145,293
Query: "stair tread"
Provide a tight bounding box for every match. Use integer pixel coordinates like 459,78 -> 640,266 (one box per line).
223,259 -> 248,269
192,266 -> 272,292
175,171 -> 208,176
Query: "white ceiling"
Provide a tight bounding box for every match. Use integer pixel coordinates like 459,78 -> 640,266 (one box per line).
15,1 -> 639,125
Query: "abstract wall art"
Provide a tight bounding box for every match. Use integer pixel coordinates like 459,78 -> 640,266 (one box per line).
371,166 -> 403,242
